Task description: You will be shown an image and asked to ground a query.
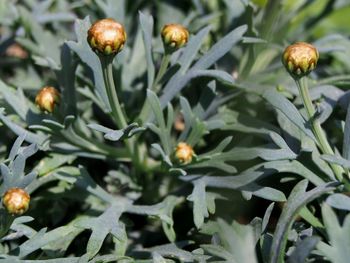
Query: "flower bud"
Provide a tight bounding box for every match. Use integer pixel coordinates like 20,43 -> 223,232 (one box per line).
35,86 -> 60,113
161,24 -> 189,51
87,18 -> 127,56
175,142 -> 194,164
282,42 -> 319,78
2,188 -> 30,215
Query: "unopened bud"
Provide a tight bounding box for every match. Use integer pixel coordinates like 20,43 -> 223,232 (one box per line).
35,86 -> 60,113
175,142 -> 194,164
161,24 -> 189,51
282,42 -> 319,78
2,188 -> 30,216
87,18 -> 127,56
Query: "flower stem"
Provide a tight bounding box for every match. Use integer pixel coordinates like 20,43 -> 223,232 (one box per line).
100,56 -> 127,129
153,52 -> 171,92
295,77 -> 344,181
99,56 -> 141,173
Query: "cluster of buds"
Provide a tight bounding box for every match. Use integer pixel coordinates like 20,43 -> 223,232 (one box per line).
35,86 -> 60,113
175,142 -> 195,164
282,42 -> 319,79
2,188 -> 30,216
87,19 -> 189,55
87,18 -> 127,56
161,24 -> 189,52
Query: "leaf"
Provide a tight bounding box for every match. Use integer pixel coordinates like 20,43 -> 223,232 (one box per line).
88,122 -> 145,141
288,236 -> 321,263
0,80 -> 29,121
74,205 -> 127,259
34,153 -> 76,176
322,154 -> 350,168
269,180 -> 337,263
57,44 -> 78,116
127,196 -> 181,242
0,136 -> 38,195
202,219 -> 258,263
187,179 -> 208,229
192,25 -> 247,70
262,203 -> 275,233
54,166 -> 114,203
144,242 -> 198,262
139,12 -> 155,90
147,90 -> 172,155
316,204 -> 350,263
0,108 -> 48,146
326,193 -> 350,211
178,26 -> 211,73
263,90 -> 316,142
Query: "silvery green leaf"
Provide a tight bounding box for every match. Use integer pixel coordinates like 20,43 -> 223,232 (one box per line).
326,193 -> 350,211
262,203 -> 275,233
269,180 -> 337,263
143,242 -> 197,262
0,109 -> 48,145
201,219 -> 258,263
316,204 -> 350,263
88,122 -> 145,141
128,196 -> 181,242
187,179 -> 208,229
288,236 -> 321,263
321,154 -> 350,168
139,12 -> 155,90
74,204 -> 126,259
54,166 -> 114,203
263,90 -> 316,142
192,25 -> 247,70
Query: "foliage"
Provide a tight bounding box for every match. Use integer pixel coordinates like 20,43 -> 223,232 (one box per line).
0,0 -> 350,262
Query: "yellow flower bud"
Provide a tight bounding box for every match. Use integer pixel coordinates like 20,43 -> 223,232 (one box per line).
161,24 -> 189,51
175,142 -> 194,164
87,18 -> 127,56
35,86 -> 60,113
2,188 -> 30,216
282,42 -> 319,78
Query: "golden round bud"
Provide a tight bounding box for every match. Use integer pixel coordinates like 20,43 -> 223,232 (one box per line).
2,188 -> 30,216
161,24 -> 189,51
282,42 -> 319,78
35,86 -> 60,113
175,142 -> 194,164
87,18 -> 127,56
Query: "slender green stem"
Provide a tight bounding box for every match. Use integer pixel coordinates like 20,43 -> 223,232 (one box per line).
99,56 -> 141,174
295,77 -> 344,181
138,52 -> 171,124
153,53 -> 171,92
100,56 -> 127,129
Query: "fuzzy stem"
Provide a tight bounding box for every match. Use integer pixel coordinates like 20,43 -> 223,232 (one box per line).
295,77 -> 344,181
